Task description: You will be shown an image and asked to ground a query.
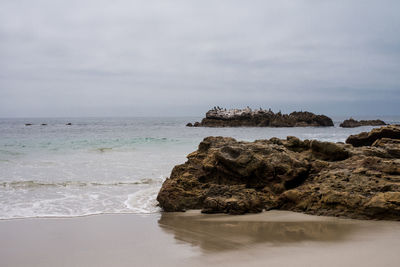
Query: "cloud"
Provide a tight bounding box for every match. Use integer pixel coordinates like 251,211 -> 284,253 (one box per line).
0,0 -> 399,117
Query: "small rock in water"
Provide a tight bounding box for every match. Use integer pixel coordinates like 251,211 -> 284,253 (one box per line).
340,118 -> 386,128
66,123 -> 72,126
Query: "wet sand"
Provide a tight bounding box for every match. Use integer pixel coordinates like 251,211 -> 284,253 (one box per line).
1,210 -> 400,267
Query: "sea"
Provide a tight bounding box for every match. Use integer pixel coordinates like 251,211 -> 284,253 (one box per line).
0,116 -> 399,220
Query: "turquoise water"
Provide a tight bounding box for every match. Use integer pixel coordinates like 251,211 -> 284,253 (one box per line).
0,116 -> 399,219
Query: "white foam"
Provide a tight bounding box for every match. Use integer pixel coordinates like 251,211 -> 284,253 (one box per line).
0,181 -> 163,219
124,186 -> 161,213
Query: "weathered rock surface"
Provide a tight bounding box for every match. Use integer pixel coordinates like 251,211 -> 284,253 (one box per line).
187,107 -> 334,127
340,118 -> 386,128
157,125 -> 400,220
346,125 -> 400,147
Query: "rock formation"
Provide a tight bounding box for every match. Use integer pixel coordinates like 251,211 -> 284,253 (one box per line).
346,125 -> 400,147
157,125 -> 400,220
187,107 -> 334,127
340,118 -> 386,128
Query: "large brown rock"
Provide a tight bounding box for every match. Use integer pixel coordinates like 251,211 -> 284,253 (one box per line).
346,125 -> 400,147
157,126 -> 400,220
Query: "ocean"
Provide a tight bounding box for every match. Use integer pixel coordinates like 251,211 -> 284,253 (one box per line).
0,116 -> 399,219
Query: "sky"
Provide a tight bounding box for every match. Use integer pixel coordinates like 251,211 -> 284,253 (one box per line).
0,0 -> 399,117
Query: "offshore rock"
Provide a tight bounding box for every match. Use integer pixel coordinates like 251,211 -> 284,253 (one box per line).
340,118 -> 386,128
187,107 -> 333,127
157,125 -> 400,220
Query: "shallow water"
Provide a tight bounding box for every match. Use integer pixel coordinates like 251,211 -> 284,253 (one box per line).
158,211 -> 358,251
0,116 -> 399,219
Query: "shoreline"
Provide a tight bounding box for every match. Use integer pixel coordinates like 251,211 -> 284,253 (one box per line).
0,211 -> 161,222
2,206 -> 399,222
1,210 -> 400,267
2,118 -> 399,220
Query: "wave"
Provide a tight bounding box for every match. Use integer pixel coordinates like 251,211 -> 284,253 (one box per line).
124,187 -> 161,213
96,147 -> 113,153
0,178 -> 162,189
0,137 -> 182,157
0,178 -> 164,219
0,149 -> 24,156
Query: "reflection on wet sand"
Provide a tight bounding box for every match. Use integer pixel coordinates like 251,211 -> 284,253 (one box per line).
158,211 -> 358,252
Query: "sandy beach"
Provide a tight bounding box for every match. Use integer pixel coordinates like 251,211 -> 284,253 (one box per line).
2,0 -> 400,265
1,210 -> 400,267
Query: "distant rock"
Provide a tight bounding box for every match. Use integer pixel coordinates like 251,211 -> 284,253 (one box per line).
186,107 -> 333,127
186,123 -> 193,127
340,118 -> 386,128
25,123 -> 32,126
66,123 -> 72,126
41,124 -> 47,126
158,125 -> 400,220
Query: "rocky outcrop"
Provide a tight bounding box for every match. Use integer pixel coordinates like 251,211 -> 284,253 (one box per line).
346,125 -> 400,147
340,118 -> 386,128
157,125 -> 400,220
187,107 -> 334,127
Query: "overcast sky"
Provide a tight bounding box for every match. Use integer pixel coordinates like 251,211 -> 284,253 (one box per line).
0,0 -> 399,117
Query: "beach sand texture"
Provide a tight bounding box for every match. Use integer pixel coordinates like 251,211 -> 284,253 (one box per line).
1,210 -> 400,267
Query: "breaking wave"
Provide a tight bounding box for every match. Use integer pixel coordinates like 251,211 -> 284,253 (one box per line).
124,187 -> 162,213
0,177 -> 165,219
